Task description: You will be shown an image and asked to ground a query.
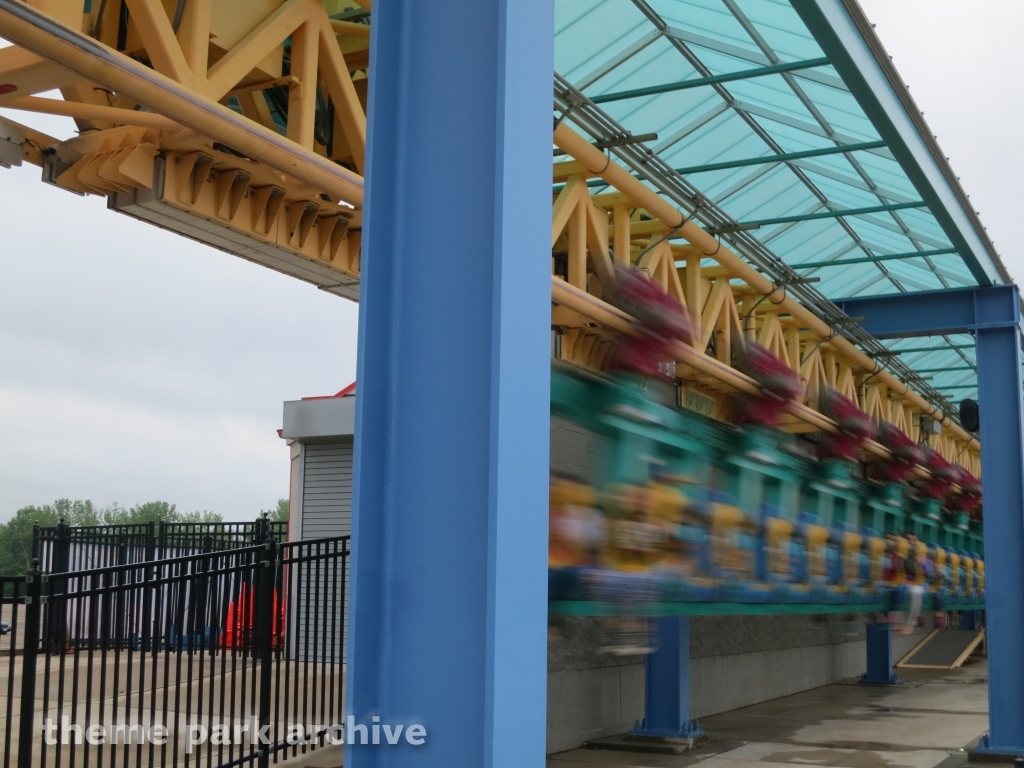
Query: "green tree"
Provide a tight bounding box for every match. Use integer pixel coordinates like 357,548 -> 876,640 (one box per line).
0,500 -> 224,575
102,502 -> 222,525
179,510 -> 222,523
0,499 -> 101,575
264,499 -> 289,523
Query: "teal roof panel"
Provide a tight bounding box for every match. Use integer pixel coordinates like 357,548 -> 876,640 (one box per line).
554,0 -> 1007,420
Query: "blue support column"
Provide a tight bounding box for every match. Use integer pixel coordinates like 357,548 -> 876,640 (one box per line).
975,318 -> 1024,754
860,623 -> 900,684
631,617 -> 704,740
346,3 -> 554,767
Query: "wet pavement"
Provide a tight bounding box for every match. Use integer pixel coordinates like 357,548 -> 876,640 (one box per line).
549,660 -> 990,768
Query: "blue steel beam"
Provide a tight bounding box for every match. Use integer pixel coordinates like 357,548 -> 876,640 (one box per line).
347,2 -> 553,767
830,286 -> 1024,754
835,285 -> 1019,338
790,0 -> 1007,287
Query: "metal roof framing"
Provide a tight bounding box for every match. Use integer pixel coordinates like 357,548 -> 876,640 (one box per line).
551,0 -> 1013,413
552,76 -> 963,422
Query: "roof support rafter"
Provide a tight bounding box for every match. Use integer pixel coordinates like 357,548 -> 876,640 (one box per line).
889,344 -> 976,353
591,56 -> 831,104
743,200 -> 926,228
794,247 -> 957,269
675,139 -> 885,175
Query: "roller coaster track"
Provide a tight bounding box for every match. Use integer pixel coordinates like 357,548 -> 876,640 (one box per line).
0,0 -> 979,478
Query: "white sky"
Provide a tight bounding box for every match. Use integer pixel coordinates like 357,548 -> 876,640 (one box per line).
1,3 -> 1021,520
0,108 -> 358,522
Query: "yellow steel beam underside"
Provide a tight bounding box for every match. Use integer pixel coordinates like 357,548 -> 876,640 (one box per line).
0,0 -> 364,205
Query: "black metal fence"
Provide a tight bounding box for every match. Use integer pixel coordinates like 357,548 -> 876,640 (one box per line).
32,520 -> 290,575
3,533 -> 348,768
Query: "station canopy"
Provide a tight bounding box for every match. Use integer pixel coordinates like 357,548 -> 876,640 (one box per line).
553,0 -> 1012,413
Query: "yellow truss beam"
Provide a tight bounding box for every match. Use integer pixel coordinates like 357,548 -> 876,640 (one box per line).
122,0 -> 193,85
331,19 -> 371,37
0,0 -> 364,206
204,0 -> 308,102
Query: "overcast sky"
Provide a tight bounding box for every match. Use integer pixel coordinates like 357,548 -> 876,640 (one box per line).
0,104 -> 359,522
1,3 -> 1021,521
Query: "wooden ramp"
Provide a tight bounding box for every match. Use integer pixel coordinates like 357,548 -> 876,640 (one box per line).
897,629 -> 985,669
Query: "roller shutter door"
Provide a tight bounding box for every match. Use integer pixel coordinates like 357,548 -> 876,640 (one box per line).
301,440 -> 353,539
299,440 -> 352,663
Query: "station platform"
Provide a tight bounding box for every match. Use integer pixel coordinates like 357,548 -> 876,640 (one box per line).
551,661 -> 990,768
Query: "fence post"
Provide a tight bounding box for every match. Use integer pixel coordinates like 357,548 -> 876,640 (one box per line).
18,560 -> 44,768
254,514 -> 269,546
44,522 -> 70,652
255,540 -> 276,768
54,521 -> 70,573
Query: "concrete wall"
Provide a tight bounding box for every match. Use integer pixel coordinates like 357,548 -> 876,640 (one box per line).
689,614 -> 930,718
547,618 -> 646,753
546,614 -> 932,754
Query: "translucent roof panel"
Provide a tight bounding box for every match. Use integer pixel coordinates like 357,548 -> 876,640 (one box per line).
555,0 -> 1009,412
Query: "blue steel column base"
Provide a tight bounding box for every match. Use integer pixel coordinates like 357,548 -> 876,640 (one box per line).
860,623 -> 901,685
972,733 -> 1024,757
859,672 -> 901,685
629,720 -> 705,742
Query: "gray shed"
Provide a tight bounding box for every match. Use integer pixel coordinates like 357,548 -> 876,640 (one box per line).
280,383 -> 355,542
